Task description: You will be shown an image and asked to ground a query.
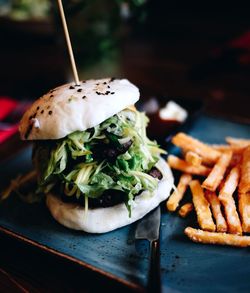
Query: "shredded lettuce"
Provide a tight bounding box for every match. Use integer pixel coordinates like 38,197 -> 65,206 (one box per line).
33,109 -> 165,214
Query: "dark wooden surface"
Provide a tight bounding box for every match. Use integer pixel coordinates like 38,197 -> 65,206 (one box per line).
0,6 -> 249,292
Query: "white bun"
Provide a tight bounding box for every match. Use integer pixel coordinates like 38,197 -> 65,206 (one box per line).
46,158 -> 174,233
19,78 -> 139,140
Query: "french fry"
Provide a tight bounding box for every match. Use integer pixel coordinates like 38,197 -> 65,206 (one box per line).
184,227 -> 250,247
212,146 -> 244,168
226,137 -> 250,148
172,133 -> 221,164
218,166 -> 242,235
218,179 -> 226,192
185,151 -> 202,167
167,155 -> 211,176
178,203 -> 193,218
166,133 -> 250,248
239,146 -> 250,194
189,180 -> 216,231
205,190 -> 227,232
238,193 -> 250,233
219,165 -> 240,197
1,170 -> 37,201
202,151 -> 232,192
211,144 -> 246,154
229,153 -> 242,168
166,174 -> 192,211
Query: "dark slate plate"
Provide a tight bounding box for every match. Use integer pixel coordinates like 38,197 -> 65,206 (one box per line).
0,114 -> 250,293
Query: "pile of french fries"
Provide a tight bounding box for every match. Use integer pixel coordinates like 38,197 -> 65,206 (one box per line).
166,132 -> 250,247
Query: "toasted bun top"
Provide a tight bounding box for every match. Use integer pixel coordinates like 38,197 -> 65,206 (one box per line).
19,78 -> 139,140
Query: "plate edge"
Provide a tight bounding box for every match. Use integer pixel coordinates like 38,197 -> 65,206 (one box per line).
0,225 -> 143,292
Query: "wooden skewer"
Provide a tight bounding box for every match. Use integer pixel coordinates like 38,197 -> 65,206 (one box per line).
57,0 -> 80,85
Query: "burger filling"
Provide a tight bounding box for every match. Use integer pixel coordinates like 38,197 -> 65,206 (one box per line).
33,108 -> 165,215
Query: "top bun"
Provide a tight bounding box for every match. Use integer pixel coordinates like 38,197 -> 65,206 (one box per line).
19,78 -> 139,140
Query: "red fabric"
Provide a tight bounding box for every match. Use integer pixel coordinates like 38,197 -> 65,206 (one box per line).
0,124 -> 18,144
0,97 -> 22,144
0,97 -> 18,120
211,30 -> 250,61
229,31 -> 250,50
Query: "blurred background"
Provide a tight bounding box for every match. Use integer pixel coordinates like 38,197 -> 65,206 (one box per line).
0,0 -> 249,119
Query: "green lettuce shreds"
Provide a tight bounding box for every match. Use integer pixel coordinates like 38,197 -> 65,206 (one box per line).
33,108 -> 165,214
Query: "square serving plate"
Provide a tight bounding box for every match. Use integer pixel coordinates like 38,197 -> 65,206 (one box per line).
0,114 -> 250,293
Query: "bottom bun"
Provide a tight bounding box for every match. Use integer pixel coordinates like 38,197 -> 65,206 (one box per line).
46,157 -> 174,233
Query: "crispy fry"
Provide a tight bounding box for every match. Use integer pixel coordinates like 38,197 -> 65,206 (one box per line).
212,146 -> 244,168
167,133 -> 250,248
167,155 -> 211,176
189,180 -> 216,231
218,166 -> 242,235
205,190 -> 227,232
238,193 -> 250,233
178,203 -> 193,218
218,180 -> 225,192
229,153 -> 242,168
185,151 -> 202,167
219,165 -> 240,197
184,227 -> 250,247
226,137 -> 250,148
167,174 -> 192,211
239,146 -> 250,194
211,144 -> 246,154
1,170 -> 37,201
172,133 -> 221,164
202,151 -> 232,192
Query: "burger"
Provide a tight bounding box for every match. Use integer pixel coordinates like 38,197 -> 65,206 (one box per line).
19,78 -> 174,233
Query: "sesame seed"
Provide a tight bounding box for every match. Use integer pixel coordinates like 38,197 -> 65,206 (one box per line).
82,96 -> 86,99
41,110 -> 44,114
50,95 -> 54,98
110,77 -> 115,82
77,89 -> 82,92
69,86 -> 75,89
49,111 -> 52,115
36,106 -> 40,110
111,92 -> 115,94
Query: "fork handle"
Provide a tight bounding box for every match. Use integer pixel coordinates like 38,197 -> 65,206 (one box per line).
147,239 -> 161,293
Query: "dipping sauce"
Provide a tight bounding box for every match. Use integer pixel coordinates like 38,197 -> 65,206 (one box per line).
147,114 -> 181,141
145,100 -> 188,142
159,101 -> 188,122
